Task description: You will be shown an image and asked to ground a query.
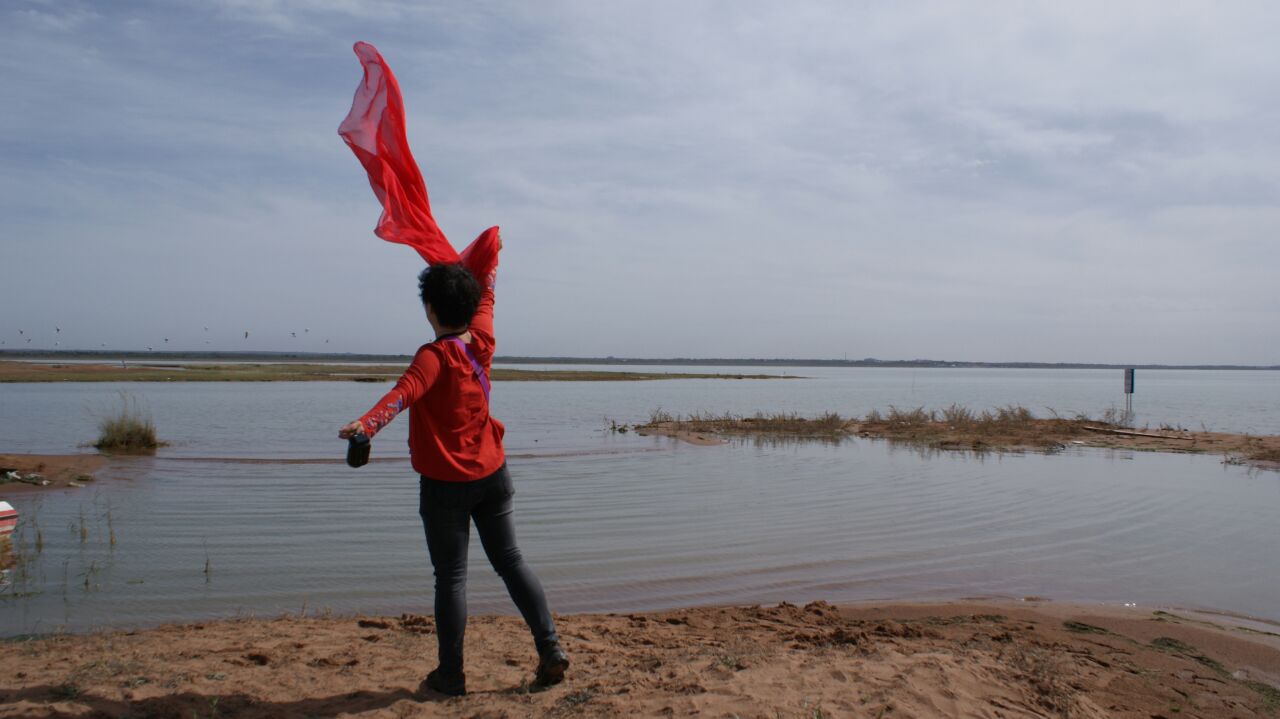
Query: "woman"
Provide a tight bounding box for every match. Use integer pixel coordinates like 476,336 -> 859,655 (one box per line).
338,252 -> 568,697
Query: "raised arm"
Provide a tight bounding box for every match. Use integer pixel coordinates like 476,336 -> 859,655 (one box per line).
464,231 -> 500,359
470,282 -> 495,340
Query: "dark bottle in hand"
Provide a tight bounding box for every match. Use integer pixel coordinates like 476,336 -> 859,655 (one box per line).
347,434 -> 371,468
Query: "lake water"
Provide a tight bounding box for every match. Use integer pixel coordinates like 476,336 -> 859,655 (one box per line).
1,367 -> 1278,635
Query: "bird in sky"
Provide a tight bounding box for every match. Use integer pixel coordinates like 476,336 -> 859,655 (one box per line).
55,326 -> 60,333
291,332 -> 296,338
244,331 -> 249,339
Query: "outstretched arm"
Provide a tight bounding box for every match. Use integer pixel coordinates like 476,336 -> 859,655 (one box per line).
338,347 -> 440,439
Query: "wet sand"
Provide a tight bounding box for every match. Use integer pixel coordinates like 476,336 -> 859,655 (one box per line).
0,454 -> 104,495
1,601 -> 1277,718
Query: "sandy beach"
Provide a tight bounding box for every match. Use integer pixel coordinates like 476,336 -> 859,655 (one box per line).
2,600 -> 1278,718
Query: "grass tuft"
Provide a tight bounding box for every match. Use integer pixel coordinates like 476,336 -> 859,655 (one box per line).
94,394 -> 163,451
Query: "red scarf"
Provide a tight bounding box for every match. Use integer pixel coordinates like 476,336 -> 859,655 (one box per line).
338,42 -> 499,284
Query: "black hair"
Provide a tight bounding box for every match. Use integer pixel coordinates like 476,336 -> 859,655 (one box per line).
418,263 -> 481,328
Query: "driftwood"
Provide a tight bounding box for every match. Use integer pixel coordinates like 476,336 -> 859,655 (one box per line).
1082,426 -> 1195,441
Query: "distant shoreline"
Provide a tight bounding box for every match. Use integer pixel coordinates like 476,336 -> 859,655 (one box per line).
0,361 -> 787,384
2,350 -> 1276,371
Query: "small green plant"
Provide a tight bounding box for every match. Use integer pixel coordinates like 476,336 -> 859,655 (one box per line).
203,539 -> 212,583
94,393 -> 162,451
1063,621 -> 1109,635
716,653 -> 745,670
561,688 -> 595,706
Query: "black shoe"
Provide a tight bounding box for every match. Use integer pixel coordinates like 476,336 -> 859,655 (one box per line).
420,667 -> 466,697
534,644 -> 569,688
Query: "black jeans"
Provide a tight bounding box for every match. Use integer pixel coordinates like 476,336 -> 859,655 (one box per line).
419,463 -> 558,673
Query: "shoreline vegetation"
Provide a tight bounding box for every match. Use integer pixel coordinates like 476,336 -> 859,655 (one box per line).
631,406 -> 1280,470
0,361 -> 788,383
1,601 -> 1277,717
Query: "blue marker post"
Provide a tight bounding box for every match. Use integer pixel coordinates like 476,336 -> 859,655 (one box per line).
1123,368 -> 1135,422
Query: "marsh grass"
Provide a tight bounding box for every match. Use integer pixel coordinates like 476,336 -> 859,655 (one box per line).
640,410 -> 852,438
860,404 -> 1103,451
94,394 -> 163,452
638,406 -> 1075,448
635,404 -> 1279,469
878,404 -> 1035,431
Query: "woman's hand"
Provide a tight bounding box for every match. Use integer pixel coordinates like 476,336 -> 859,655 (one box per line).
338,420 -> 365,439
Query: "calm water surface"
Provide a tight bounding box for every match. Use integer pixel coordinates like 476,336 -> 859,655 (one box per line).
1,368 -> 1278,635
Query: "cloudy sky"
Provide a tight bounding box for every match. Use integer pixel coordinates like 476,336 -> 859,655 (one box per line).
2,1 -> 1277,364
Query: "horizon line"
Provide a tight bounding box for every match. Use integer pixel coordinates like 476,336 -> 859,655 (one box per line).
1,349 -> 1276,371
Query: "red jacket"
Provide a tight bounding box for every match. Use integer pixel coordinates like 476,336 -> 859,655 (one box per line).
359,285 -> 504,481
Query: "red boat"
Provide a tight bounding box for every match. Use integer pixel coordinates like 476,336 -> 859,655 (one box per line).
0,501 -> 16,535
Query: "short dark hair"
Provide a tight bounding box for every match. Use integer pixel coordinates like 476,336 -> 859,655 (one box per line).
418,263 -> 481,328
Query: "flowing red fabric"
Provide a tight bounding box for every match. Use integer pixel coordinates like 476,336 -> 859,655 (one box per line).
338,42 -> 498,283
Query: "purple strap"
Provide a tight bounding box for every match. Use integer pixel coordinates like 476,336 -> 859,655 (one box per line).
446,337 -> 491,403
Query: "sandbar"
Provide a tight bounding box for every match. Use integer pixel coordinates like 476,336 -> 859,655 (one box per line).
0,454 -> 104,495
635,411 -> 1280,471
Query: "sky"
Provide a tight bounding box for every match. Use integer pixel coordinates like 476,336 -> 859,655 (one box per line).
1,1 -> 1277,364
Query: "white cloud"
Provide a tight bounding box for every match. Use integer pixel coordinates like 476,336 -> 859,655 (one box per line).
1,1 -> 1277,362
